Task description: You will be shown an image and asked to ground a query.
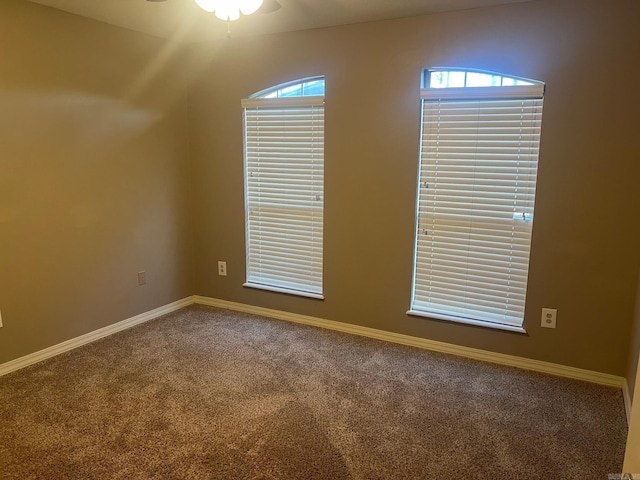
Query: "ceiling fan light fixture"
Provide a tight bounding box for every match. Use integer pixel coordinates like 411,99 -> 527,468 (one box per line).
214,4 -> 241,21
195,0 -> 264,21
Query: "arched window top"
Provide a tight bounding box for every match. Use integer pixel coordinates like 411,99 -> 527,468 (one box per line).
424,68 -> 542,89
250,76 -> 325,99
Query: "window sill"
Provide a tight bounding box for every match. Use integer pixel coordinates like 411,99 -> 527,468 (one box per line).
243,283 -> 324,300
406,309 -> 527,334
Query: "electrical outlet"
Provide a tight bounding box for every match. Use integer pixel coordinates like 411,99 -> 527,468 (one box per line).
218,261 -> 227,276
541,308 -> 557,328
138,271 -> 146,286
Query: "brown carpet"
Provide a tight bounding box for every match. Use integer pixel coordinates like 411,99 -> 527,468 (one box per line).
0,305 -> 627,479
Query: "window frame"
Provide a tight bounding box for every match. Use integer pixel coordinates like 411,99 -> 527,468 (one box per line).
250,76 -> 326,99
241,77 -> 326,299
424,67 -> 537,89
408,68 -> 545,333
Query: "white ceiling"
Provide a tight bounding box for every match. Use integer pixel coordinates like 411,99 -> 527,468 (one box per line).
26,0 -> 531,43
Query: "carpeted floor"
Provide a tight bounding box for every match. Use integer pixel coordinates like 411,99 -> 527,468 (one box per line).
0,305 -> 628,479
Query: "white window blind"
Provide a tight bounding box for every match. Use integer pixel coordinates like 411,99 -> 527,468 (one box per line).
409,83 -> 544,331
242,96 -> 324,298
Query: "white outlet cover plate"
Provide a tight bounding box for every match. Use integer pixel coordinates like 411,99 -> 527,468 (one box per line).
218,261 -> 227,276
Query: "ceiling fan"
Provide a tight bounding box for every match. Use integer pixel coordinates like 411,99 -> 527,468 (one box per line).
258,0 -> 282,14
146,0 -> 282,16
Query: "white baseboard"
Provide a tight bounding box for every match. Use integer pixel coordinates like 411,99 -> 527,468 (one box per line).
194,296 -> 626,389
0,297 -> 194,377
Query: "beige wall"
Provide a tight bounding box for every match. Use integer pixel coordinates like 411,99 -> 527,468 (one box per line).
0,0 -> 193,364
2,0 -> 639,378
188,0 -> 640,376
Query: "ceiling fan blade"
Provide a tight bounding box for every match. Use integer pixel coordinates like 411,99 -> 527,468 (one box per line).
260,0 -> 281,14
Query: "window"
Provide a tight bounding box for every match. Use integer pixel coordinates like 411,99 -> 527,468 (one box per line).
409,68 -> 545,332
242,77 -> 325,298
